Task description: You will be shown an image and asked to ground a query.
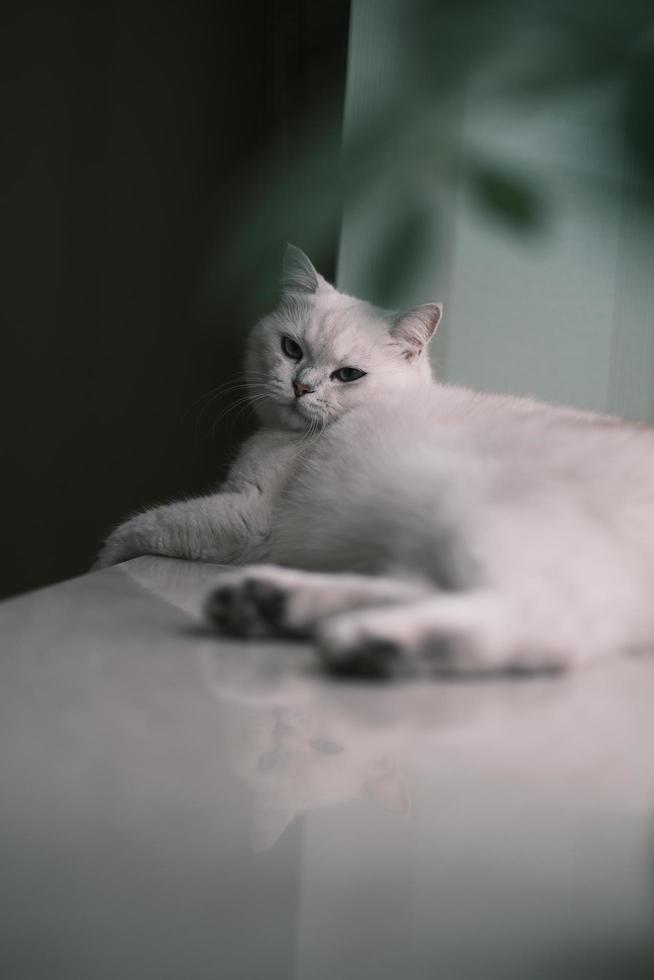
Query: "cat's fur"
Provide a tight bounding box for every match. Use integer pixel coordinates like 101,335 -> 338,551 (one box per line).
97,245 -> 654,676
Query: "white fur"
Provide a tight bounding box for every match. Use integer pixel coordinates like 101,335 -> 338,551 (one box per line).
97,247 -> 654,675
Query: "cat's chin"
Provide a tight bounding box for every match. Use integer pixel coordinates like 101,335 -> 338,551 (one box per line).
282,402 -> 325,432
255,399 -> 326,432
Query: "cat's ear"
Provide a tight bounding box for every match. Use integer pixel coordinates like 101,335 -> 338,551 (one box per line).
390,302 -> 443,360
281,243 -> 327,294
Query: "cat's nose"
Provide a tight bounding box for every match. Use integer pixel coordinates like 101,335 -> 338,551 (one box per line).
293,381 -> 314,398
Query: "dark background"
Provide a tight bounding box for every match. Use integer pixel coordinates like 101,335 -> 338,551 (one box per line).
0,0 -> 351,599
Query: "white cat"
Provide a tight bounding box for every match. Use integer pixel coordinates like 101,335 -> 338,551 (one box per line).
97,245 -> 654,676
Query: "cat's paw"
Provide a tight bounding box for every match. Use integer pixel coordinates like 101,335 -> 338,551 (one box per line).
204,568 -> 291,639
317,597 -> 568,679
316,610 -> 415,680
316,600 -> 497,679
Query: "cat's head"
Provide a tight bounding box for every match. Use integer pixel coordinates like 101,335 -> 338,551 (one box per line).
245,245 -> 443,431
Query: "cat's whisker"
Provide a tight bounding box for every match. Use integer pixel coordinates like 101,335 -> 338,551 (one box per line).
227,394 -> 274,427
204,391 -> 275,437
185,380 -> 275,433
212,390 -> 273,418
184,374 -> 270,412
190,371 -> 274,403
293,409 -> 328,457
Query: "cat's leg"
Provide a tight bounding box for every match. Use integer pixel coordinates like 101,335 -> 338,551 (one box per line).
316,591 -> 570,678
94,490 -> 270,568
204,564 -> 432,639
95,430 -> 298,569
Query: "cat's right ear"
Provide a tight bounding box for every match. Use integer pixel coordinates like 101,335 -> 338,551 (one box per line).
390,302 -> 443,360
281,244 -> 326,294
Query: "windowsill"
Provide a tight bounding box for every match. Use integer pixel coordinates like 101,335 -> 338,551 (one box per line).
1,556 -> 653,976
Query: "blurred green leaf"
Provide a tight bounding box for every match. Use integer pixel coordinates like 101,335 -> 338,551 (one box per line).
468,164 -> 544,232
624,46 -> 654,173
368,201 -> 437,308
199,0 -> 654,308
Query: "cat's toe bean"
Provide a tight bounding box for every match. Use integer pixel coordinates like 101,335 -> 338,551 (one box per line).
243,578 -> 288,629
204,571 -> 288,638
325,638 -> 403,680
317,618 -> 407,680
204,585 -> 238,631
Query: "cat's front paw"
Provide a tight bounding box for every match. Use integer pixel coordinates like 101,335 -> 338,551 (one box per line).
204,568 -> 290,638
316,597 -> 569,679
316,613 -> 409,679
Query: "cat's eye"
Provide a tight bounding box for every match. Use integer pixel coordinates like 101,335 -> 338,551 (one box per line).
281,335 -> 303,361
331,367 -> 366,383
310,737 -> 344,755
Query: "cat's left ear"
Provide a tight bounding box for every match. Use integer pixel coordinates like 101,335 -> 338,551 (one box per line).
281,243 -> 328,294
391,302 -> 443,360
